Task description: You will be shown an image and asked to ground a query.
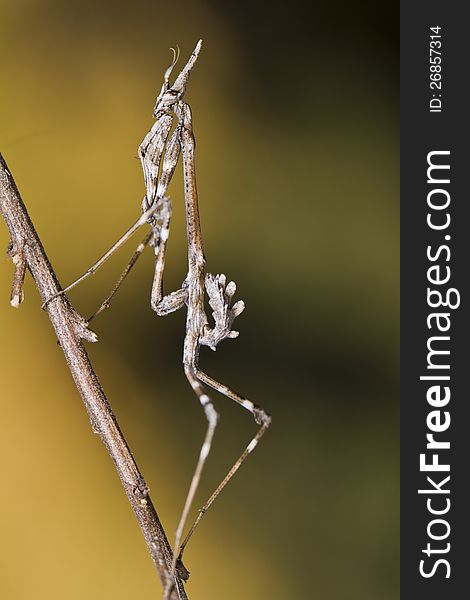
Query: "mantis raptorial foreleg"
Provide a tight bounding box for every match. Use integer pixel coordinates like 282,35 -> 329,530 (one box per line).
139,114 -> 173,211
43,101 -> 180,310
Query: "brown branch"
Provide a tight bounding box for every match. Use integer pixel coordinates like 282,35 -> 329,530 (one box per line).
0,153 -> 189,600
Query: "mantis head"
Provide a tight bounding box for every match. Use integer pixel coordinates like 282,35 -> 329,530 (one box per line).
153,39 -> 203,118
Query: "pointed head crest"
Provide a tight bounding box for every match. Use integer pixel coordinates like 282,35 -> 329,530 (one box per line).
153,39 -> 203,117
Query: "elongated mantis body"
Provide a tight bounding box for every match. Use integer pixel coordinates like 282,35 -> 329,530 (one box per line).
45,41 -> 271,600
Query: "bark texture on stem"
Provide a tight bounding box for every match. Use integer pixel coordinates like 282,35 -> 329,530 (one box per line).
0,153 -> 188,600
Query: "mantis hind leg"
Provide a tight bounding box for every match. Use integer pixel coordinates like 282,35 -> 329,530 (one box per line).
177,367 -> 271,562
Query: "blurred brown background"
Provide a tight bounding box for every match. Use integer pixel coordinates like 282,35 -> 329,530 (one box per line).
0,1 -> 398,599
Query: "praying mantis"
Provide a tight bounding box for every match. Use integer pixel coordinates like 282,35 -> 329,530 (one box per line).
45,40 -> 271,598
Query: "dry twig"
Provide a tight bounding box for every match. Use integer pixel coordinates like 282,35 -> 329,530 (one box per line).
0,153 -> 189,600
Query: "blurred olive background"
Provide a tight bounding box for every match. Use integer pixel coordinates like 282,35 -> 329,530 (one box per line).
0,1 -> 398,599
